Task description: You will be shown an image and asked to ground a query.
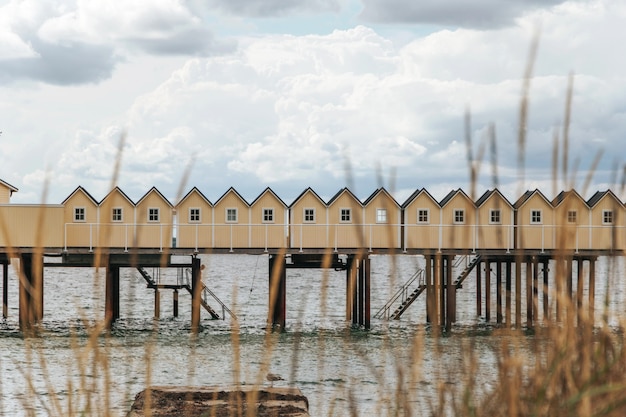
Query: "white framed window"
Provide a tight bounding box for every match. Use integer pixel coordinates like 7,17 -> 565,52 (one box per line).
567,210 -> 577,224
226,208 -> 238,223
112,207 -> 123,222
376,208 -> 387,223
489,209 -> 501,224
304,208 -> 315,223
453,209 -> 465,224
189,208 -> 201,223
418,209 -> 429,224
603,210 -> 613,224
530,210 -> 542,224
340,208 -> 351,223
74,207 -> 86,222
263,208 -> 274,223
148,208 -> 160,222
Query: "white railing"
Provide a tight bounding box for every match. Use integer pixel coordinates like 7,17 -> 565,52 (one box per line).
62,222 -> 626,252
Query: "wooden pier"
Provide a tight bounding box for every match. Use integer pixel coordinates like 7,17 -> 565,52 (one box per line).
0,247 -> 612,333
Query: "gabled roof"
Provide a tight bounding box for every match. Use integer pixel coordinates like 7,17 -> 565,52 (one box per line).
513,189 -> 552,209
250,187 -> 287,208
214,186 -> 250,207
327,187 -> 362,206
587,189 -> 624,208
100,186 -> 135,206
0,179 -> 18,194
289,187 -> 327,208
475,189 -> 513,208
552,189 -> 589,209
61,186 -> 99,206
177,186 -> 212,207
136,186 -> 173,208
363,187 -> 400,208
401,188 -> 440,209
439,188 -> 473,208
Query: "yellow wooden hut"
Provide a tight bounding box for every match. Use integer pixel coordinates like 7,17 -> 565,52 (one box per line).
135,187 -> 174,249
475,189 -> 514,250
327,188 -> 363,249
402,188 -> 440,250
213,187 -> 250,249
62,186 -> 99,248
249,188 -> 288,250
0,179 -> 18,204
551,190 -> 591,251
440,189 -> 476,250
514,189 -> 555,250
97,186 -> 136,249
363,188 -> 401,249
175,187 -> 213,250
289,188 -> 328,249
587,190 -> 625,250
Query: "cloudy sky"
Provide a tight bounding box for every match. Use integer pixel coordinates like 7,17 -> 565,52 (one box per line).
0,0 -> 623,206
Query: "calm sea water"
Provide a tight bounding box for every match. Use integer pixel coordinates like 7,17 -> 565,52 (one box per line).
0,254 -> 624,416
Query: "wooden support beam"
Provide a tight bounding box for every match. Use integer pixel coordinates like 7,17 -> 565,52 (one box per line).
485,261 -> 491,323
2,262 -> 8,319
542,260 -> 549,321
105,263 -> 120,328
439,255 -> 446,328
505,261 -> 512,326
19,253 -> 43,330
358,256 -> 365,327
533,256 -> 539,323
154,289 -> 160,319
515,260 -> 522,328
364,257 -> 371,329
191,256 -> 202,333
496,260 -> 502,324
173,289 -> 179,318
577,258 -> 584,326
526,260 -> 533,328
426,255 -> 432,323
589,258 -> 595,325
446,255 -> 454,331
476,259 -> 482,318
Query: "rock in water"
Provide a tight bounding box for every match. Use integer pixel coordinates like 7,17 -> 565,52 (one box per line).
127,385 -> 309,417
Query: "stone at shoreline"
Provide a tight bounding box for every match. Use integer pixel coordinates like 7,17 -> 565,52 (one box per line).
127,385 -> 310,417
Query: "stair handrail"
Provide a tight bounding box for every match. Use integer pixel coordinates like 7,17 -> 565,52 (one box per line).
453,255 -> 482,287
453,255 -> 467,269
374,268 -> 424,320
183,268 -> 238,321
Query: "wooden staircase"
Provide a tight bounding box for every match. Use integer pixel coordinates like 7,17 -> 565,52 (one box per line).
453,255 -> 482,289
374,269 -> 425,320
137,267 -> 236,320
376,255 -> 482,321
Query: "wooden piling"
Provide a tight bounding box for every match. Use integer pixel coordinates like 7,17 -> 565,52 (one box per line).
577,258 -> 583,326
526,260 -> 533,328
2,262 -> 8,319
154,289 -> 160,319
485,261 -> 491,322
426,255 -> 433,323
268,253 -> 286,330
515,260 -> 521,328
105,263 -> 120,327
589,257 -> 595,324
19,253 -> 43,329
173,289 -> 179,317
505,261 -> 512,326
542,260 -> 549,320
533,256 -> 539,323
476,258 -> 482,318
446,255 -> 454,331
191,256 -> 202,333
496,260 -> 502,324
